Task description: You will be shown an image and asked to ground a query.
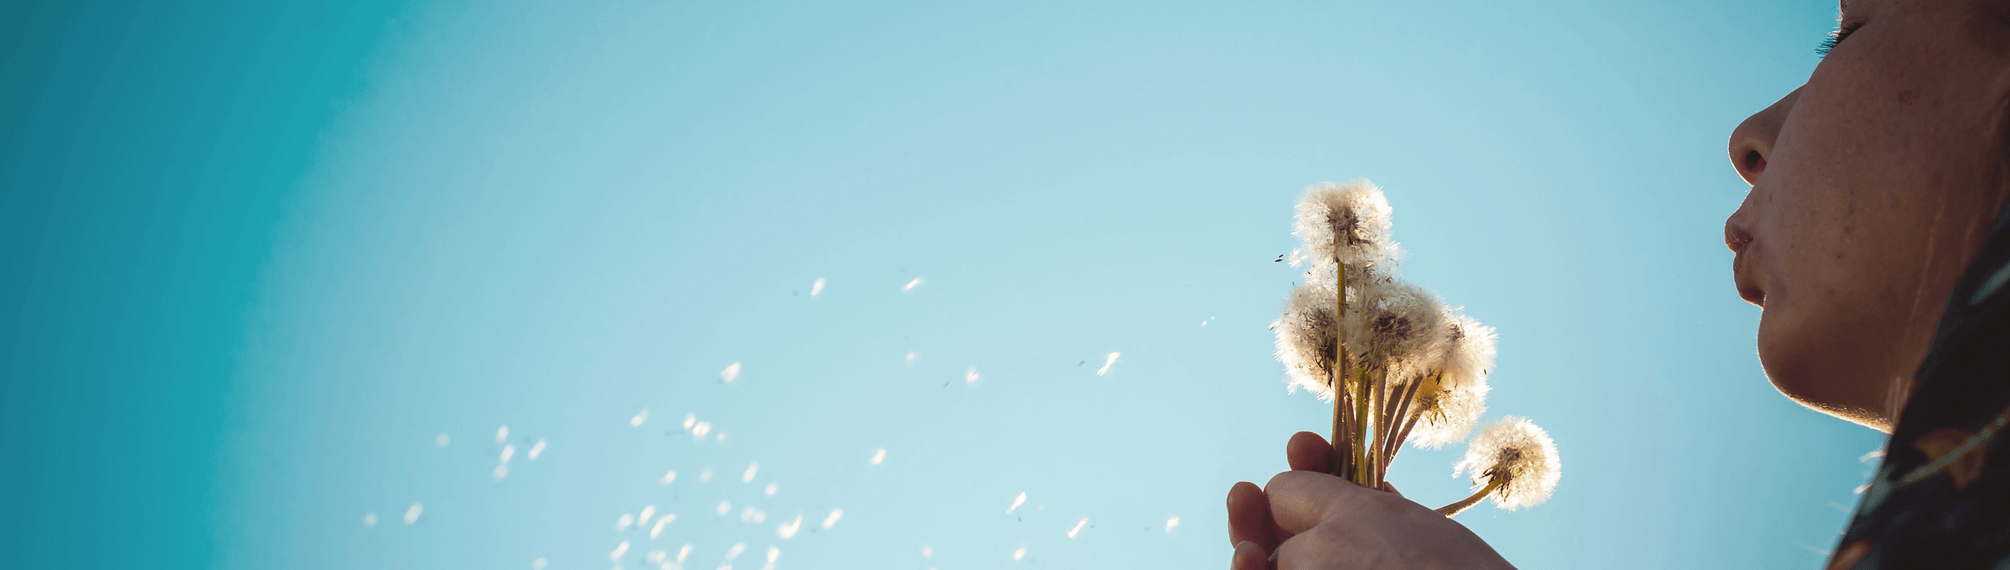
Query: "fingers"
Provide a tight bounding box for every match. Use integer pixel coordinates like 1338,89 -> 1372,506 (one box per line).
1264,470 -> 1382,535
1230,541 -> 1269,570
1227,481 -> 1277,549
1285,431 -> 1332,473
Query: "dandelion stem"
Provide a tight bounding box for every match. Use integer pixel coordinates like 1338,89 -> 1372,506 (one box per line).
1329,246 -> 1351,479
1379,371 -> 1431,482
1354,365 -> 1372,485
1435,477 -> 1507,518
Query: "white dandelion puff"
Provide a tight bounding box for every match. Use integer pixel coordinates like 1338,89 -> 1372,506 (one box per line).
1012,545 -> 1027,561
716,501 -> 731,516
822,509 -> 843,529
632,408 -> 651,427
1005,492 -> 1026,514
903,278 -> 924,293
528,439 -> 547,460
1066,517 -> 1088,539
870,448 -> 886,466
765,483 -> 778,497
743,462 -> 759,482
1165,516 -> 1180,533
1096,352 -> 1120,376
1273,280 -> 1344,400
403,503 -> 423,525
776,515 -> 803,540
611,540 -> 631,561
1290,180 -> 1398,269
1340,278 -> 1448,371
1441,416 -> 1561,516
496,425 -> 510,443
362,512 -> 377,528
1407,313 -> 1496,449
618,513 -> 636,531
500,444 -> 516,464
725,542 -> 746,561
811,277 -> 826,297
721,363 -> 741,383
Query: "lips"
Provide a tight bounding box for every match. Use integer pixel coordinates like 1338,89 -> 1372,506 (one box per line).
1733,246 -> 1766,307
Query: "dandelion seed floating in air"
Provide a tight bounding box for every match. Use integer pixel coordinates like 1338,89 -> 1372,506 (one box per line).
1097,352 -> 1120,376
631,408 -> 650,427
528,439 -> 546,460
1006,492 -> 1026,514
811,277 -> 826,297
1437,416 -> 1561,517
903,278 -> 924,293
721,362 -> 742,383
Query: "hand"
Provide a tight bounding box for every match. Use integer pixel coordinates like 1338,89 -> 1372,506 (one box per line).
1226,431 -> 1516,570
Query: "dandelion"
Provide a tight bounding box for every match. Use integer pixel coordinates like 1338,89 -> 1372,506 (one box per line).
1097,352 -> 1120,376
721,363 -> 742,383
810,277 -> 826,297
1290,180 -> 1397,269
1438,416 -> 1561,516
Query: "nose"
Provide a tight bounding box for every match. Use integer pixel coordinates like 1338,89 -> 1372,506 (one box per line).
1724,86 -> 1801,254
1727,86 -> 1800,186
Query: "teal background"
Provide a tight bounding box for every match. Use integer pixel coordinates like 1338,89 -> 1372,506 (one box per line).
0,1 -> 1880,568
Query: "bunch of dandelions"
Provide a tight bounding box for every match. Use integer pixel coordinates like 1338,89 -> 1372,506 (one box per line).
1272,180 -> 1560,517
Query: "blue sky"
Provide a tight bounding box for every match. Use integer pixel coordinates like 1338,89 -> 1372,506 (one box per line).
1,1 -> 1881,568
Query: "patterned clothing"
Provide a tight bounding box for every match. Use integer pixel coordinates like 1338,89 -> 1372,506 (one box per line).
1830,206 -> 2010,570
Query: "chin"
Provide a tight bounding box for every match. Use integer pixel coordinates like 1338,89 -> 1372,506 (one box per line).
1757,323 -> 1897,433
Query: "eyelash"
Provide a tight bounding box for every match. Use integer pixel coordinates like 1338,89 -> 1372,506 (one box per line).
1816,21 -> 1864,58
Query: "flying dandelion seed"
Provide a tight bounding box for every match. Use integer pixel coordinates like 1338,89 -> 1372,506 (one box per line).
822,509 -> 843,529
651,515 -> 675,539
403,503 -> 422,525
618,513 -> 636,531
1067,518 -> 1088,539
765,483 -> 777,497
661,470 -> 677,485
811,278 -> 826,297
649,550 -> 668,564
640,506 -> 657,525
632,408 -> 651,427
1862,450 -> 1887,462
741,506 -> 767,524
1165,516 -> 1180,533
435,434 -> 450,447
699,468 -> 713,484
1006,492 -> 1026,514
922,545 -> 934,558
776,515 -> 803,539
496,426 -> 509,443
965,366 -> 980,385
716,501 -> 731,516
1012,545 -> 1027,561
870,448 -> 886,466
531,558 -> 547,570
362,512 -> 377,528
726,542 -> 747,561
611,541 -> 631,561
693,422 -> 713,440
743,462 -> 759,482
717,432 -> 728,444
493,465 -> 509,480
528,439 -> 546,460
679,544 -> 693,562
1097,353 -> 1120,376
765,546 -> 780,570
683,413 -> 697,430
500,444 -> 516,464
903,278 -> 924,293
721,362 -> 742,383
906,352 -> 917,367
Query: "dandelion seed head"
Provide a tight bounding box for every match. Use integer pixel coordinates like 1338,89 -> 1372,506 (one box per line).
528,439 -> 547,460
1274,281 -> 1343,400
1453,416 -> 1561,510
1291,180 -> 1398,268
1342,279 -> 1448,371
1408,313 -> 1495,449
810,277 -> 825,297
721,363 -> 741,383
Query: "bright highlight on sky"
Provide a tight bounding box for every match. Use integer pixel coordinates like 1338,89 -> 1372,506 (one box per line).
1,0 -> 1894,569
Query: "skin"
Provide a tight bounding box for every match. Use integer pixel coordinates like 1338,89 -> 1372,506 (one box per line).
1227,1 -> 2010,567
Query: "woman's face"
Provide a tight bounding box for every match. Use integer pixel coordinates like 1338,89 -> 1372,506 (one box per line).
1724,0 -> 2009,431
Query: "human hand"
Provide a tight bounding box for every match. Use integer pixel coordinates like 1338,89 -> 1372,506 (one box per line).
1226,431 -> 1516,570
